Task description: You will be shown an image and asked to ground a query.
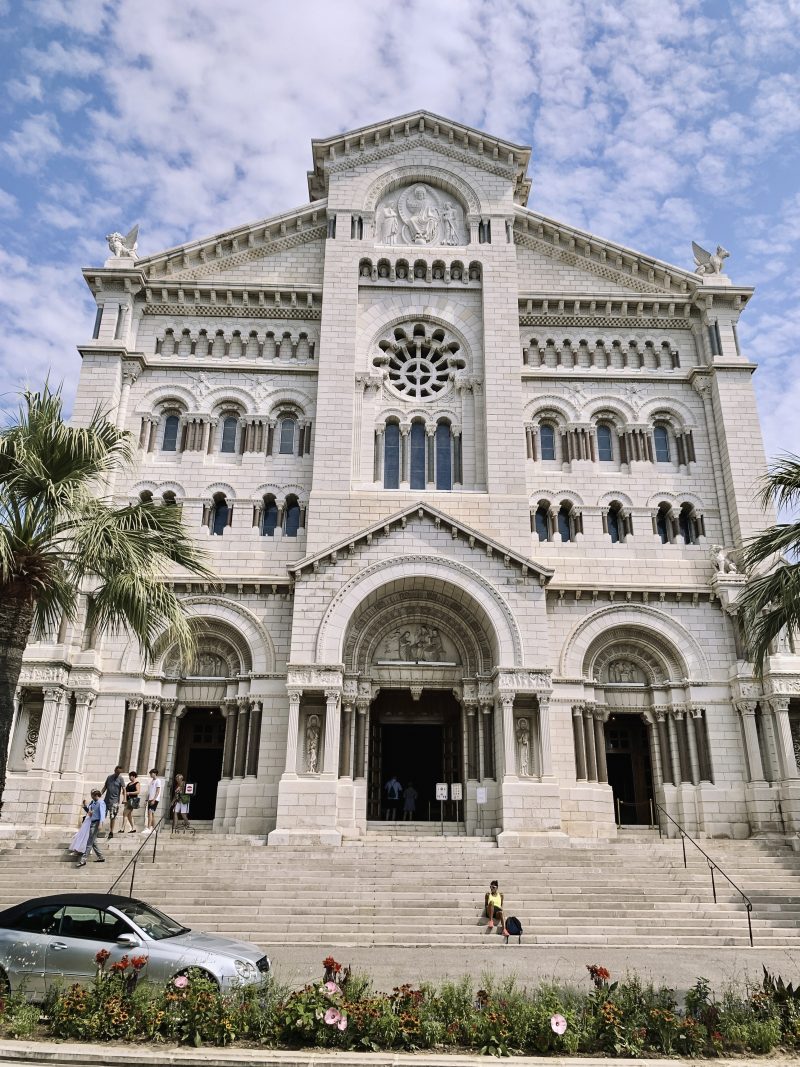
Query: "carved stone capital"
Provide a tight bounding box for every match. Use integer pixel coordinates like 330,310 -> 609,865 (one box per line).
736,700 -> 758,717
42,687 -> 64,703
73,689 -> 97,708
768,695 -> 791,714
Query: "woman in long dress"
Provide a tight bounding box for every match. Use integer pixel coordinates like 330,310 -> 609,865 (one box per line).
69,803 -> 92,854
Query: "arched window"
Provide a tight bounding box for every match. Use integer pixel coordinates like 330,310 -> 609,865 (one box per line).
138,490 -> 153,504
284,495 -> 301,537
597,423 -> 613,462
540,423 -> 556,461
607,502 -> 623,544
220,416 -> 238,453
410,421 -> 426,490
279,416 -> 296,455
557,503 -> 574,543
162,414 -> 180,452
261,495 -> 279,537
533,503 -> 550,542
435,421 -> 452,490
211,493 -> 229,536
384,422 -> 400,489
679,502 -> 701,544
656,503 -> 672,544
653,424 -> 671,463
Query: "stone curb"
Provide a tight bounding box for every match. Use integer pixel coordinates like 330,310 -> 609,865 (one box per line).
0,1043 -> 780,1067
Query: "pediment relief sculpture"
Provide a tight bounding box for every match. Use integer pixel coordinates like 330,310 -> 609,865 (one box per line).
376,183 -> 465,246
605,659 -> 646,685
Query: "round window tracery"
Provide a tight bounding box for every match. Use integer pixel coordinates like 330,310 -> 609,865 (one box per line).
375,322 -> 462,401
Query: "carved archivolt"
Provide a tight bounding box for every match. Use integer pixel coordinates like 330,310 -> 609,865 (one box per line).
316,555 -> 524,668
363,165 -> 481,215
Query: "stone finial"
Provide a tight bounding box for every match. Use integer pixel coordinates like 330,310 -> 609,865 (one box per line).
692,241 -> 729,277
106,224 -> 139,259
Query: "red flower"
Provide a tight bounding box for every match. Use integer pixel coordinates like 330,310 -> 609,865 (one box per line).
131,955 -> 148,971
95,949 -> 111,967
587,964 -> 611,987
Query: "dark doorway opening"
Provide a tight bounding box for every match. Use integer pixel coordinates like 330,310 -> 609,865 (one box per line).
605,713 -> 654,825
174,707 -> 225,820
368,689 -> 462,820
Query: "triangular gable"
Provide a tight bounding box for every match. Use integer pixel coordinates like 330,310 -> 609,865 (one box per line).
289,501 -> 553,583
308,110 -> 532,204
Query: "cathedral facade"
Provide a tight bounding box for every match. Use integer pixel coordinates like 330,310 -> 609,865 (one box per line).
7,112 -> 800,843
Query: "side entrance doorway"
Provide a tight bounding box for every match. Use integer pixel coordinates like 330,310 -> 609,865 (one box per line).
368,689 -> 463,821
604,713 -> 654,825
173,707 -> 225,820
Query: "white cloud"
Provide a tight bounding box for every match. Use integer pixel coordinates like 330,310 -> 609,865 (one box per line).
0,188 -> 18,216
58,86 -> 92,113
2,113 -> 63,172
7,74 -> 43,102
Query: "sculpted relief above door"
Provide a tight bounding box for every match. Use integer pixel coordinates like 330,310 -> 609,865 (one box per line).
376,183 -> 466,246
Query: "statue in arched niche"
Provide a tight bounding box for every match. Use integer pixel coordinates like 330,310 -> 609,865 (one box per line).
305,714 -> 321,774
516,718 -> 530,776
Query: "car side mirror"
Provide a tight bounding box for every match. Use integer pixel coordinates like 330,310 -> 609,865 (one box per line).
117,932 -> 141,947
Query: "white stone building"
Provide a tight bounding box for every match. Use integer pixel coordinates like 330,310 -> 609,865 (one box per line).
7,111 -> 800,843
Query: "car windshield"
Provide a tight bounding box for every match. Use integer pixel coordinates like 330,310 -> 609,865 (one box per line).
112,901 -> 188,940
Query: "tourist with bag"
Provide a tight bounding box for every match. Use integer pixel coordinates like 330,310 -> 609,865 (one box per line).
122,770 -> 141,833
170,773 -> 194,834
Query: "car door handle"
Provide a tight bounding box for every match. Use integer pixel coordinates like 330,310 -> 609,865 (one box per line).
51,942 -> 68,951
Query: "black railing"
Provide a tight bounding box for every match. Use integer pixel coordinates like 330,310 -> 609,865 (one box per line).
654,801 -> 753,947
108,814 -> 167,898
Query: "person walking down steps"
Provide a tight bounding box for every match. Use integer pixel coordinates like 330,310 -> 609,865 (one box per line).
77,791 -> 107,867
170,774 -> 194,834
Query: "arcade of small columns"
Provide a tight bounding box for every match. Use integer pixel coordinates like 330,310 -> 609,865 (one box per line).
736,696 -> 798,785
281,677 -> 552,783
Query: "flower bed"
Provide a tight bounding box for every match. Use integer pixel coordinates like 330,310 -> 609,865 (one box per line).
1,954 -> 799,1056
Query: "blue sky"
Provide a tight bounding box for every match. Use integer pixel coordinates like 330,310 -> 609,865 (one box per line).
1,0 -> 799,462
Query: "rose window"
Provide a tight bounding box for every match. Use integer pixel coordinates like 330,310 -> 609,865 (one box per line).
375,322 -> 463,401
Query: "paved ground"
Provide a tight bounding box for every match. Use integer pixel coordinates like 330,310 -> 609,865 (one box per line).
265,943 -> 800,995
0,1044 -> 789,1066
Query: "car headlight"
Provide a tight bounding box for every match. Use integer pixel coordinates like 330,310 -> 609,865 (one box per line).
235,959 -> 257,978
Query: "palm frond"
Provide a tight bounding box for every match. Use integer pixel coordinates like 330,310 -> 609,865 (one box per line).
86,574 -> 197,662
738,562 -> 800,676
756,453 -> 800,512
742,524 -> 800,571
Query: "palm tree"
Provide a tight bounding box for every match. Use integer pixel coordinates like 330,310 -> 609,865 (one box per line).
0,385 -> 215,815
738,454 -> 800,676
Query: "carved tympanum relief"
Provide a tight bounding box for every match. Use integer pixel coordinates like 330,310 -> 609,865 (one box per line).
164,647 -> 231,679
376,623 -> 459,664
376,184 -> 465,246
606,659 -> 645,684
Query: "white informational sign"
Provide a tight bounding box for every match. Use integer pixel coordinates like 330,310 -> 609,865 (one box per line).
476,787 -> 487,805
435,782 -> 448,801
451,783 -> 463,801
184,783 -> 195,795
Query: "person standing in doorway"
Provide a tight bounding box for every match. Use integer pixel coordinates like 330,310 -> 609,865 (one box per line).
101,765 -> 125,839
122,770 -> 141,832
402,781 -> 418,821
384,774 -> 402,820
77,790 -> 106,867
170,773 -> 193,834
143,768 -> 162,834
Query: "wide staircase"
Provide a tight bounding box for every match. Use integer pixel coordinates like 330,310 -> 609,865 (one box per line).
1,826 -> 799,949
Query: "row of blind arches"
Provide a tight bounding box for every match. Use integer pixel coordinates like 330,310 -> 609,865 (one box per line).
532,500 -> 703,544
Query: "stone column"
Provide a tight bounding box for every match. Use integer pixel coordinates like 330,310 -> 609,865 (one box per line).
426,425 -> 436,489
64,690 -> 96,774
769,696 -> 799,780
354,698 -> 369,778
593,708 -> 608,784
32,687 -> 63,771
684,708 -> 701,785
234,697 -> 251,778
499,694 -> 517,778
482,703 -> 495,778
572,705 -> 587,780
246,699 -> 263,776
673,709 -> 692,784
537,695 -> 553,777
666,711 -> 683,785
339,701 -> 353,778
323,689 -> 341,775
119,698 -> 140,770
136,700 -> 159,773
691,707 -> 713,783
155,701 -> 176,776
737,701 -> 765,782
399,425 -> 410,488
583,705 -> 597,782
655,711 -> 674,785
221,700 -> 239,779
465,701 -> 479,780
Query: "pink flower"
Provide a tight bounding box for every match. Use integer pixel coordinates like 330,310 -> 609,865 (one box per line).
550,1013 -> 567,1035
337,1015 -> 348,1031
324,1007 -> 341,1026
174,975 -> 189,989
324,981 -> 340,995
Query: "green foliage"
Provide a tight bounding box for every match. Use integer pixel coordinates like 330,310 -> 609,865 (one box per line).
17,954 -> 800,1055
0,987 -> 40,1039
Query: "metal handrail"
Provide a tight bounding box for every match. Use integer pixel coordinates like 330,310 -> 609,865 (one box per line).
654,801 -> 754,947
108,814 -> 167,898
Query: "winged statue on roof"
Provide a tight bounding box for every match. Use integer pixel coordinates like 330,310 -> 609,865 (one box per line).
692,241 -> 729,277
106,224 -> 139,258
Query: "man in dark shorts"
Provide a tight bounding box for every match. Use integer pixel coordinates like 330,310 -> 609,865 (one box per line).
101,765 -> 125,839
384,774 -> 402,820
143,768 -> 162,833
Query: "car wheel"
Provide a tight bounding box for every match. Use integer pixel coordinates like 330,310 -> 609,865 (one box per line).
171,966 -> 220,991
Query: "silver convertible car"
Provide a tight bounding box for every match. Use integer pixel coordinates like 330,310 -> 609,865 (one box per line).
0,893 -> 270,998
